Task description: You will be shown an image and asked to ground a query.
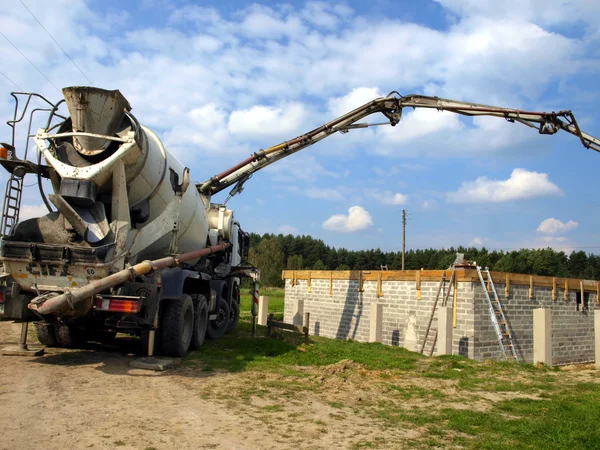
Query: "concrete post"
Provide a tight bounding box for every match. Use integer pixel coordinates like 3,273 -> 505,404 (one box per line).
369,303 -> 383,343
257,296 -> 268,326
293,299 -> 304,326
533,308 -> 552,366
437,306 -> 453,355
595,312 -> 600,370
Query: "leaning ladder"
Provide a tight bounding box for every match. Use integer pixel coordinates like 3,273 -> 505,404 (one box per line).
476,266 -> 518,361
419,267 -> 456,356
0,173 -> 24,238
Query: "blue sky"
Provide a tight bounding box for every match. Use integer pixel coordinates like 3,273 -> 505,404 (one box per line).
1,0 -> 600,253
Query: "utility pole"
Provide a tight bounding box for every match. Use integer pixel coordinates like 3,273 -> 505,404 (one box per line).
401,209 -> 406,271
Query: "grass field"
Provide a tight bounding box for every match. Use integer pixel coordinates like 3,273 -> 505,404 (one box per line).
184,291 -> 600,449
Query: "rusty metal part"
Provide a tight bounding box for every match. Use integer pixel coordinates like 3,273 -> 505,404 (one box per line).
27,242 -> 231,316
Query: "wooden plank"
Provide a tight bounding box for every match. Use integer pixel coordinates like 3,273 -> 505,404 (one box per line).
416,270 -> 421,300
552,277 -> 557,302
564,279 -> 569,300
267,320 -> 305,334
376,271 -> 384,298
280,269 -> 600,292
529,275 -> 534,300
505,273 -> 510,299
307,271 -> 312,293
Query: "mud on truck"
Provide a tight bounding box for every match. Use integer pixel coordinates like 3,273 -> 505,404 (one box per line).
0,87 -> 258,357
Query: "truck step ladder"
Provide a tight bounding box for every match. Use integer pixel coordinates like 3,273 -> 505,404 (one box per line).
476,266 -> 518,361
419,267 -> 456,356
0,173 -> 23,238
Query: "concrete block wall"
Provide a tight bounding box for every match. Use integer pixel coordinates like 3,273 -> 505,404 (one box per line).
283,277 -> 475,357
474,283 -> 598,364
282,270 -> 600,365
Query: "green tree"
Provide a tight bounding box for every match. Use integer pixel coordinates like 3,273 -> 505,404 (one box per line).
286,254 -> 304,270
255,238 -> 284,287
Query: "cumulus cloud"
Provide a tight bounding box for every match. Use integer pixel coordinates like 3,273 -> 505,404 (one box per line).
328,87 -> 383,117
228,102 -> 308,139
446,168 -> 562,203
365,189 -> 408,205
323,206 -> 373,232
537,218 -> 578,235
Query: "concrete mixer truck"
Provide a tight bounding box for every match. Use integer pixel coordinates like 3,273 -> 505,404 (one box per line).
0,86 -> 599,358
0,87 -> 256,357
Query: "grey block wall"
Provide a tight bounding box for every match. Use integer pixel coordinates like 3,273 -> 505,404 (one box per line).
284,278 -> 475,357
474,284 -> 598,364
283,274 -> 599,365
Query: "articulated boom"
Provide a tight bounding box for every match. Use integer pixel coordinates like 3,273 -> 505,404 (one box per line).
200,93 -> 600,196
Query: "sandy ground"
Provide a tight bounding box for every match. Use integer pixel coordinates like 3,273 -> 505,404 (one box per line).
0,322 -> 409,450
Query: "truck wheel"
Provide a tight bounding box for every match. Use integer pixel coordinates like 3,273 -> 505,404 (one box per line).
190,294 -> 208,350
206,298 -> 229,340
33,322 -> 58,346
54,324 -> 87,348
161,294 -> 195,357
226,299 -> 240,334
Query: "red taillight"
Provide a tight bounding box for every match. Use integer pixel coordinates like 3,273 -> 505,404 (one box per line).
0,291 -> 4,303
94,297 -> 139,313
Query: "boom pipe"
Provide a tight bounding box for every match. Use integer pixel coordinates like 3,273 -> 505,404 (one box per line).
27,242 -> 231,316
200,93 -> 600,195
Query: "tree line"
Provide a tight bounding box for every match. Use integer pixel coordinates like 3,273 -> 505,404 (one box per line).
247,233 -> 600,287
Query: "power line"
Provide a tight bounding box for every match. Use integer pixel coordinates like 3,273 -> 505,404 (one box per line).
19,0 -> 94,86
0,30 -> 61,94
0,71 -> 43,108
0,71 -> 24,91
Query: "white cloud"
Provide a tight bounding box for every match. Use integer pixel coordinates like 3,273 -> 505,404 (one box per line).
19,204 -> 48,221
446,168 -> 562,203
323,206 -> 373,232
328,87 -> 383,117
265,154 -> 338,183
228,102 -> 308,139
470,237 -> 484,247
537,218 -> 579,235
365,189 -> 408,205
278,224 -> 299,234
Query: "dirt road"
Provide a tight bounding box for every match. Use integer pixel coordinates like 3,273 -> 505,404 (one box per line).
0,322 -> 404,450
0,322 -> 271,450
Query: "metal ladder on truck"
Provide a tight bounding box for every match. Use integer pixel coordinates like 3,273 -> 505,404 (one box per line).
476,266 -> 518,361
0,172 -> 23,238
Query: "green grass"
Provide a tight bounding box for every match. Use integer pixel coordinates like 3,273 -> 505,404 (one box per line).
184,307 -> 600,449
240,287 -> 285,320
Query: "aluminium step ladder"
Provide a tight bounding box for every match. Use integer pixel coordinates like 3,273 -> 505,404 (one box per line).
476,266 -> 518,361
0,173 -> 23,238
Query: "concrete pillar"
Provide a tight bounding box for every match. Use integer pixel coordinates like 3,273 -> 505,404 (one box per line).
257,296 -> 268,326
533,308 -> 552,366
293,299 -> 304,326
369,303 -> 383,343
437,306 -> 453,355
595,312 -> 600,370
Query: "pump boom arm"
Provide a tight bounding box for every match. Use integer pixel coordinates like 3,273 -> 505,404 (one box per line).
199,93 -> 600,196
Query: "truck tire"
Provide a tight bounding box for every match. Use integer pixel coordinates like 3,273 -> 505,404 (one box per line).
226,298 -> 240,334
54,324 -> 87,348
206,297 -> 229,340
161,294 -> 195,357
33,322 -> 58,346
190,294 -> 208,350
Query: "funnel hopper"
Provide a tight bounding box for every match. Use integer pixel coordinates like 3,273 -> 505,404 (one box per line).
62,86 -> 131,156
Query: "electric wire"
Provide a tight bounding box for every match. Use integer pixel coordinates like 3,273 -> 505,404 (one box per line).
0,30 -> 61,94
19,0 -> 94,86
